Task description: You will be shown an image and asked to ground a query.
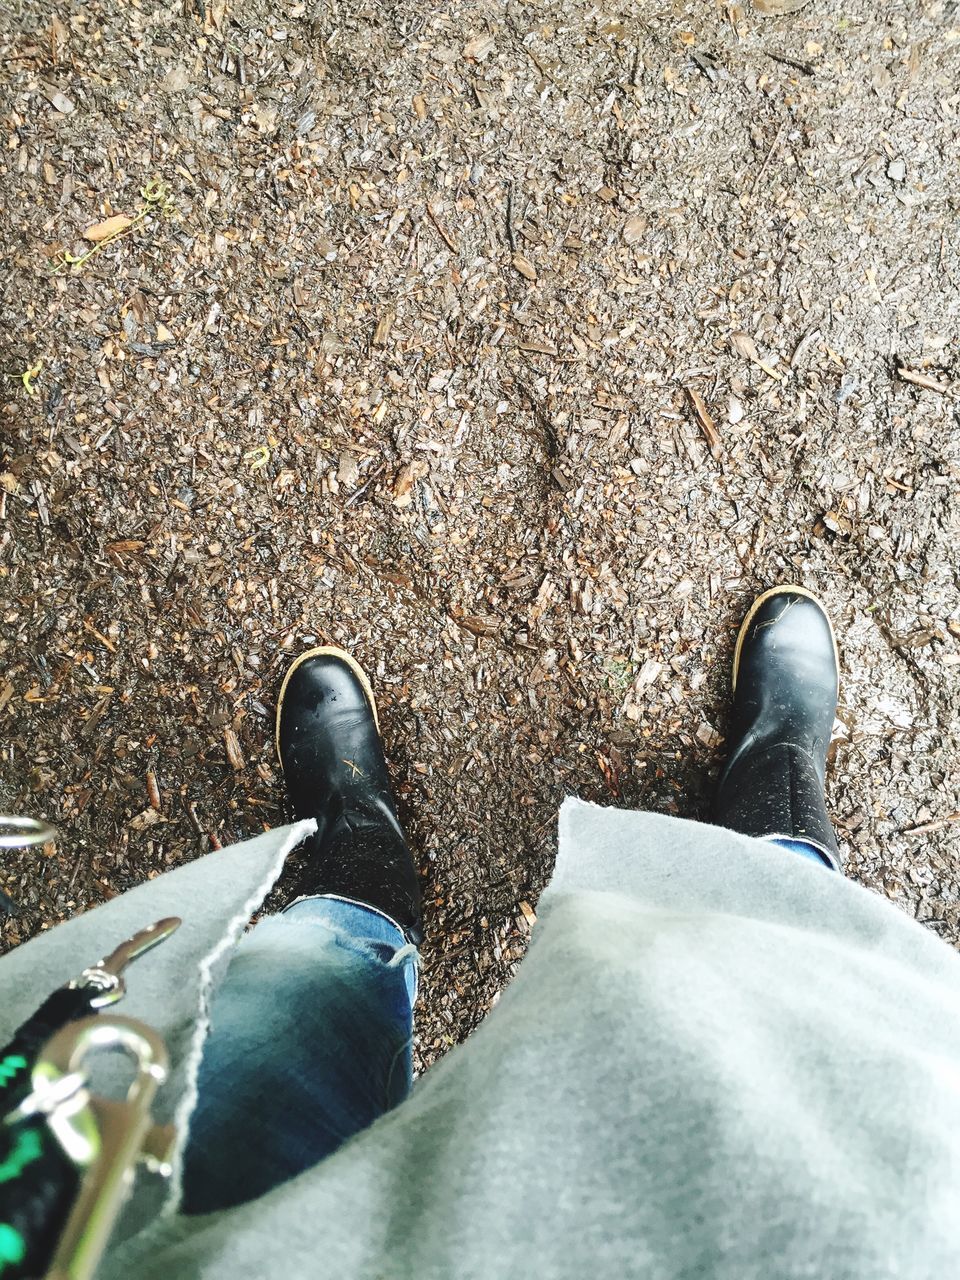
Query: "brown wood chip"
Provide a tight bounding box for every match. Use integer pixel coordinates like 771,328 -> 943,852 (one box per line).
685,387 -> 723,460
512,253 -> 537,281
223,727 -> 245,771
83,214 -> 134,242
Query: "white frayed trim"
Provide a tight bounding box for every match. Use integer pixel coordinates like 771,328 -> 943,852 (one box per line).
387,942 -> 420,1006
387,943 -> 419,969
164,818 -> 317,1216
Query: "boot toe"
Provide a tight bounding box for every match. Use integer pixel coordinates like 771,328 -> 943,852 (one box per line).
276,648 -> 382,771
734,586 -> 838,702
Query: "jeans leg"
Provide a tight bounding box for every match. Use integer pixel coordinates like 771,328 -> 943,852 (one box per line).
181,896 -> 417,1215
767,835 -> 837,869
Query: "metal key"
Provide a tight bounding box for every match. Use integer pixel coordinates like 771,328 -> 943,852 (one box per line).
69,918 -> 182,1009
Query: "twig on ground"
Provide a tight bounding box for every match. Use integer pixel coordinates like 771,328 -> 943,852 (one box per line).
902,813 -> 960,836
895,365 -> 951,394
764,50 -> 816,76
750,121 -> 788,195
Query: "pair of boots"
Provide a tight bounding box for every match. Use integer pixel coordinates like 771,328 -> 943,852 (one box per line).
276,586 -> 841,940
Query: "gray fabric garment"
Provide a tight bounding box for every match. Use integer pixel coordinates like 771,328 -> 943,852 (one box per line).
4,798 -> 960,1277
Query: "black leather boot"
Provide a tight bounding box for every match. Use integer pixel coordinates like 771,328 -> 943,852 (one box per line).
275,647 -> 423,942
714,586 -> 842,870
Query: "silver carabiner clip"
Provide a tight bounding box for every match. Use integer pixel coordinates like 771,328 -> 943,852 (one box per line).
14,1015 -> 176,1280
69,917 -> 181,1009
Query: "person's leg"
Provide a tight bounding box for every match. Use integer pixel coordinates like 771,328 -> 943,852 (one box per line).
181,648 -> 423,1213
714,586 -> 842,871
181,895 -> 416,1214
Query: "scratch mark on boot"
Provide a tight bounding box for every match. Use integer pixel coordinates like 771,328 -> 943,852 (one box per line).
754,597 -> 797,635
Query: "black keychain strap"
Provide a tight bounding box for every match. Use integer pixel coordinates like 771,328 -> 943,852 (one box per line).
0,1112 -> 78,1279
2,989 -> 100,1110
0,988 -> 107,1279
0,918 -> 181,1279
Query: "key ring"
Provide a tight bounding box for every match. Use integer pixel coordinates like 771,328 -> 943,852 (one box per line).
0,816 -> 58,913
0,816 -> 58,850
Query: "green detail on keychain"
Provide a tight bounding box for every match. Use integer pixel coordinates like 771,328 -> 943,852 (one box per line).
0,1056 -> 26,1087
0,1222 -> 26,1267
0,1127 -> 43,1184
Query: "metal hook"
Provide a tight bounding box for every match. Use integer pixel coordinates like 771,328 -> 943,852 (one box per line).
27,1015 -> 174,1280
70,917 -> 181,1008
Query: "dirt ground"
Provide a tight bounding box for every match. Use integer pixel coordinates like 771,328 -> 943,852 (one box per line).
1,0 -> 958,1066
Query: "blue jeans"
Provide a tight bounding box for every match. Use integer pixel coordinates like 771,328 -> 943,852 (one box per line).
181,838 -> 830,1214
181,896 -> 417,1214
770,836 -> 836,868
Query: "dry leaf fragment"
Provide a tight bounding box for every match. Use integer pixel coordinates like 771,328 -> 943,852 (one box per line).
253,104 -> 278,132
730,330 -> 760,362
823,510 -> 852,536
392,459 -> 429,507
622,214 -> 647,244
47,90 -> 74,113
519,338 -> 558,356
512,253 -> 537,281
456,613 -> 501,637
49,16 -> 69,47
463,33 -> 496,60
83,214 -> 134,242
412,94 -> 427,121
129,807 -> 165,832
155,323 -> 175,343
751,0 -> 811,12
729,330 -> 783,380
